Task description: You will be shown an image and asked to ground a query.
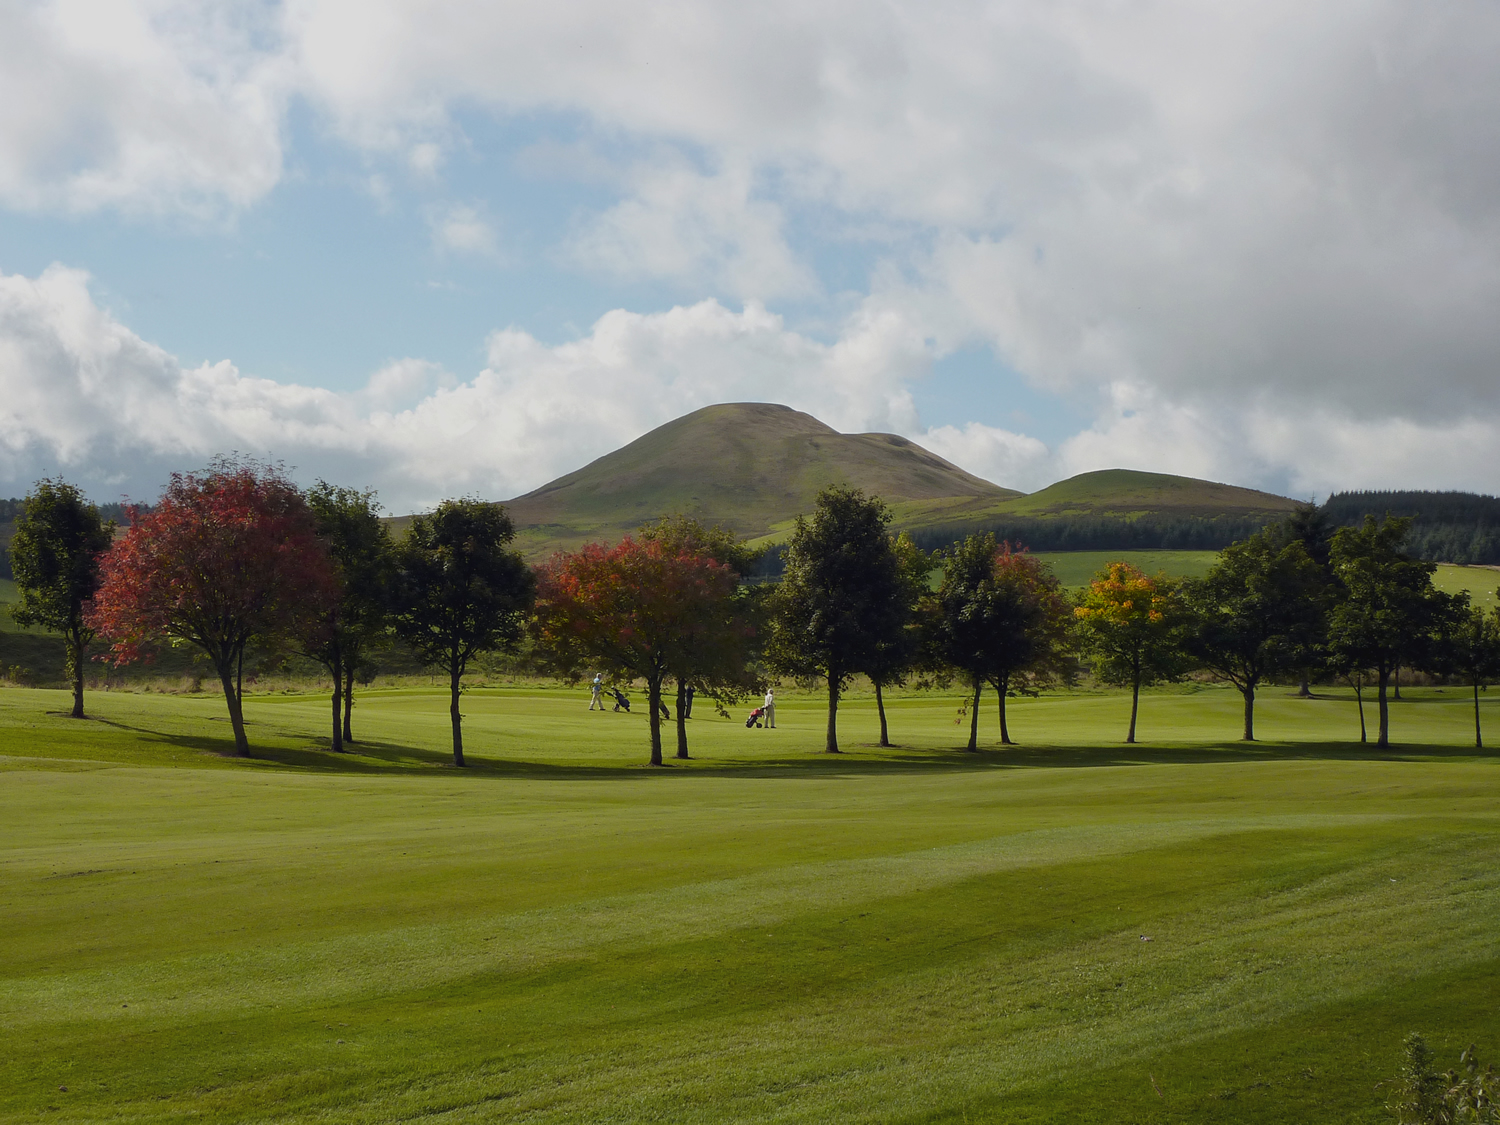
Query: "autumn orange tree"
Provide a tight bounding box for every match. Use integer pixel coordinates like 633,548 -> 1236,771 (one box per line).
533,536 -> 746,766
88,461 -> 335,756
636,515 -> 764,758
1073,562 -> 1188,743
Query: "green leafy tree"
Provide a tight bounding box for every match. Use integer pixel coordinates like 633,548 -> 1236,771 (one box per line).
1326,516 -> 1453,748
1433,596 -> 1500,749
637,515 -> 764,758
1181,530 -> 1329,740
767,487 -> 906,754
1074,562 -> 1188,743
925,535 -> 1073,750
862,532 -> 930,747
1270,503 -> 1336,696
303,483 -> 395,752
389,499 -> 535,767
8,479 -> 114,718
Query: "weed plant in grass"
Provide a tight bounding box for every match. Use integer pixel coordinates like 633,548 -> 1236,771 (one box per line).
1,682 -> 1498,1123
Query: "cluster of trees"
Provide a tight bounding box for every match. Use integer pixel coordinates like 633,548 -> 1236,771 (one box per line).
8,464 -> 1500,766
766,490 -> 1500,754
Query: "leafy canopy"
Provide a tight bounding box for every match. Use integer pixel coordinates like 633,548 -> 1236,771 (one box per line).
533,535 -> 746,764
1073,562 -> 1186,689
9,478 -> 114,637
1181,530 -> 1330,693
89,461 -> 334,670
768,486 -> 905,689
926,534 -> 1072,692
389,498 -> 535,671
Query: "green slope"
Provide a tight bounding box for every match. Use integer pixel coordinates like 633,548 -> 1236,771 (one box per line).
892,468 -> 1303,536
383,404 -> 1304,559
999,468 -> 1303,519
498,402 -> 1019,557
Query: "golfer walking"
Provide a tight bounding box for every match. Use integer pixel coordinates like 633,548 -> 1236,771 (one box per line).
589,673 -> 604,711
763,687 -> 776,729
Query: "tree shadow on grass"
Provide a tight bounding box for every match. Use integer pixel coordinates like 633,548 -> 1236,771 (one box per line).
61,716 -> 1500,780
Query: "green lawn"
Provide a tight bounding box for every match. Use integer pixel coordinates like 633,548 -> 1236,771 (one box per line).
1029,550 -> 1219,589
3,680 -> 1499,1123
1433,563 -> 1500,608
1029,552 -> 1500,605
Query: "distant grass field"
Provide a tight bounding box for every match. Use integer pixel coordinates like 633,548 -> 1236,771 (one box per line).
1027,553 -> 1500,602
3,679 -> 1499,1124
1433,562 -> 1500,607
1030,550 -> 1219,589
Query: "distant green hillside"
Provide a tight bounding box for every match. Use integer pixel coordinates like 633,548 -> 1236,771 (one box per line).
380,403 -> 1306,560
497,403 -> 1019,559
999,469 -> 1301,520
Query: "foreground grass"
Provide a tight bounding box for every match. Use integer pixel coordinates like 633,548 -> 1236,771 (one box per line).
2,682 -> 1499,1123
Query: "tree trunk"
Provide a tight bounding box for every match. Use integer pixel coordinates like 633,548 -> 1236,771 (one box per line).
996,675 -> 1012,745
1475,679 -> 1484,750
1392,661 -> 1402,701
330,650 -> 344,753
68,624 -> 85,719
215,650 -> 251,756
1241,682 -> 1255,741
674,679 -> 690,759
1376,666 -> 1391,748
1126,654 -> 1141,744
343,662 -> 357,743
875,681 -> 890,747
449,661 -> 466,767
1297,672 -> 1311,698
1354,674 -> 1367,744
967,679 -> 981,752
825,673 -> 841,754
648,675 -> 664,765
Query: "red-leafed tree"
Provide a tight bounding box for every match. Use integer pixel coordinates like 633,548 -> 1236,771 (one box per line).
533,537 -> 745,766
88,461 -> 336,756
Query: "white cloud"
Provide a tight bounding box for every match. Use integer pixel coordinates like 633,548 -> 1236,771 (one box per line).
427,202 -> 498,257
280,0 -> 1500,432
407,141 -> 442,177
0,266 -> 927,509
565,159 -> 816,301
5,2 -> 1500,495
6,265 -> 1500,513
0,0 -> 288,215
917,423 -> 1053,494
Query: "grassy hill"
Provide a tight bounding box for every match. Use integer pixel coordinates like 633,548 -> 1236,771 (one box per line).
494,403 -> 1019,558
444,403 -> 1304,559
997,469 -> 1301,519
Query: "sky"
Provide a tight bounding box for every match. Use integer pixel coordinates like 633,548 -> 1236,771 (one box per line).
2,0 -> 1499,512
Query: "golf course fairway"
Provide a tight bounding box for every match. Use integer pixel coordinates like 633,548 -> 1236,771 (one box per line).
2,681 -> 1498,1123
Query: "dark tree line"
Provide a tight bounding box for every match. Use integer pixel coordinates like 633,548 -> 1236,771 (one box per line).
907,514 -> 1279,555
1323,490 -> 1500,565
